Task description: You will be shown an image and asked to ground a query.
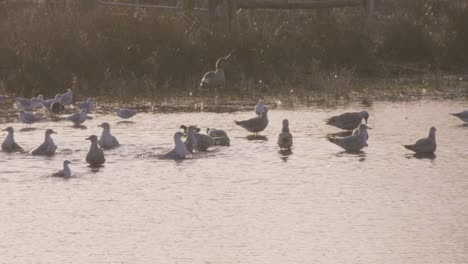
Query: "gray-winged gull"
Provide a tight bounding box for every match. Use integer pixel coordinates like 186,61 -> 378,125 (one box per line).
207,128 -> 230,146
85,135 -> 106,167
255,99 -> 266,116
160,132 -> 190,160
235,108 -> 269,136
115,108 -> 138,119
450,111 -> 468,123
403,127 -> 437,154
41,94 -> 62,109
19,110 -> 44,125
30,129 -> 57,156
98,122 -> 120,149
76,98 -> 94,112
16,97 -> 42,111
66,109 -> 87,125
277,119 -> 293,150
60,89 -> 73,105
328,124 -> 369,152
326,111 -> 369,130
51,160 -> 72,178
1,127 -> 22,152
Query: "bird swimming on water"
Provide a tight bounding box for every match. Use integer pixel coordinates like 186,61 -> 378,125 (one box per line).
326,111 -> 369,130
19,110 -> 44,126
160,131 -> 190,160
115,108 -> 138,119
403,127 -> 437,155
1,127 -> 22,152
277,119 -> 293,150
30,129 -> 57,156
98,122 -> 120,149
85,135 -> 106,167
450,110 -> 468,123
207,128 -> 230,146
328,124 -> 370,152
66,109 -> 87,126
180,125 -> 214,151
51,160 -> 72,178
199,52 -> 233,93
235,108 -> 269,136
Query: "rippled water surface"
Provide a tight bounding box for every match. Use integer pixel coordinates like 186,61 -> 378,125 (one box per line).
1,100 -> 467,264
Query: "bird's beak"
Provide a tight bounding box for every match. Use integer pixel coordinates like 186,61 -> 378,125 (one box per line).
366,126 -> 373,129
52,131 -> 57,134
98,124 -> 102,128
85,136 -> 90,140
365,118 -> 368,124
1,128 -> 6,131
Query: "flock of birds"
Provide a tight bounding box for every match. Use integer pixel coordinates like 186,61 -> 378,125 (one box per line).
0,55 -> 467,178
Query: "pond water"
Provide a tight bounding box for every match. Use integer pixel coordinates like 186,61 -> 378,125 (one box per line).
0,99 -> 467,264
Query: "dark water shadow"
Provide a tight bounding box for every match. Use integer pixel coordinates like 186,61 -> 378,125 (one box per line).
246,135 -> 268,141
278,149 -> 293,162
88,165 -> 105,172
117,120 -> 135,125
335,150 -> 367,161
19,127 -> 38,132
326,131 -> 353,138
72,125 -> 87,129
406,153 -> 437,160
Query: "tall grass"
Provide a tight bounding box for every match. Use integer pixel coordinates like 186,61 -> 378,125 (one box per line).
0,0 -> 467,98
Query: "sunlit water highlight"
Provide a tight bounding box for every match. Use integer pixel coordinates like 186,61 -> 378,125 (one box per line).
0,100 -> 467,264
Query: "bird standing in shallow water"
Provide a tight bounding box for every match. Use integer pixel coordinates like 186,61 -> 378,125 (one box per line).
86,135 -> 106,167
98,122 -> 119,149
75,98 -> 94,112
326,111 -> 369,130
277,119 -> 293,150
328,124 -> 370,152
235,108 -> 269,136
199,52 -> 233,94
51,160 -> 72,178
403,127 -> 437,155
30,129 -> 57,156
1,127 -> 22,152
60,89 -> 73,105
50,101 -> 65,114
